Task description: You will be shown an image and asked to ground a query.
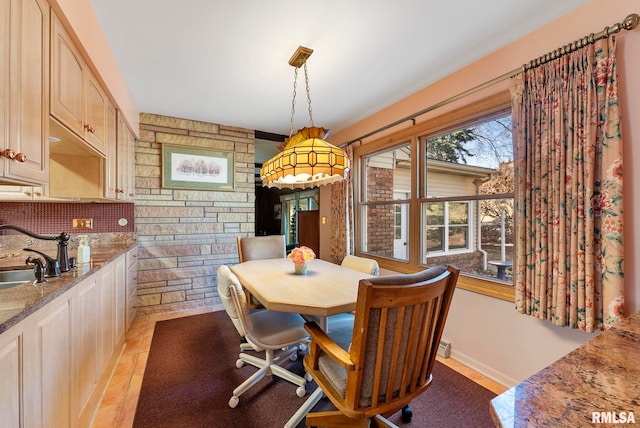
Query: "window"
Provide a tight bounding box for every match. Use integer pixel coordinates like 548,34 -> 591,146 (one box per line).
354,94 -> 515,300
422,113 -> 514,282
361,144 -> 411,261
425,201 -> 470,254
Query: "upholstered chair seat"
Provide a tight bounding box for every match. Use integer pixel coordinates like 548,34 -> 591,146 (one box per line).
217,265 -> 310,408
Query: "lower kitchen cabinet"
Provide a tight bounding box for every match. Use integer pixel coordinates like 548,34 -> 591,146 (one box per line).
0,252 -> 128,427
126,246 -> 138,330
0,330 -> 21,427
23,298 -> 72,427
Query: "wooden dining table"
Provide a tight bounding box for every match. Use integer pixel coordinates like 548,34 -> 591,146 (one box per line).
229,258 -> 372,326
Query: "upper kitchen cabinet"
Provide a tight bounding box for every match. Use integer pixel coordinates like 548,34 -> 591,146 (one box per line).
0,0 -> 50,185
50,12 -> 108,156
104,109 -> 135,201
104,102 -> 117,199
117,113 -> 135,200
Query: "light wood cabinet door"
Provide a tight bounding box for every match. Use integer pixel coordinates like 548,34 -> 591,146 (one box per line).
0,0 -> 49,185
99,264 -> 116,374
73,276 -> 100,420
51,13 -> 107,156
115,253 -> 127,343
50,12 -> 84,134
0,330 -> 21,428
0,0 -> 9,179
23,301 -> 72,428
126,247 -> 138,330
104,101 -> 117,199
84,72 -> 108,153
117,114 -> 136,200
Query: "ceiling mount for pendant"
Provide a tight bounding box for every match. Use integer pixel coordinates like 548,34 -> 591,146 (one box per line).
288,46 -> 313,68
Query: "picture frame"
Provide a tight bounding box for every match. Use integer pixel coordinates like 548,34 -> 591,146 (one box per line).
161,144 -> 234,191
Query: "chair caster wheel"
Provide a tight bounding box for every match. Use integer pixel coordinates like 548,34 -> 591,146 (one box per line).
229,396 -> 239,408
304,372 -> 313,382
290,353 -> 298,361
296,386 -> 306,398
236,359 -> 244,368
401,405 -> 412,422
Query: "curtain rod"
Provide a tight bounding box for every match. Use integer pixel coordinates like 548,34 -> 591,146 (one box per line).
341,12 -> 639,148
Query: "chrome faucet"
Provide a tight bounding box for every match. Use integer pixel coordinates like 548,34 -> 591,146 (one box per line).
0,225 -> 71,273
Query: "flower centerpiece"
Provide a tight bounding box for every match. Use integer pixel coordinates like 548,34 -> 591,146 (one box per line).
288,246 -> 316,275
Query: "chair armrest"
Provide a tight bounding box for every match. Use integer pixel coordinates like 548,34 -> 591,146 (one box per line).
304,321 -> 355,370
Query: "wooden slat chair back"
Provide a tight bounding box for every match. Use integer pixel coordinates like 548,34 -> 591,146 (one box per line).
304,265 -> 459,427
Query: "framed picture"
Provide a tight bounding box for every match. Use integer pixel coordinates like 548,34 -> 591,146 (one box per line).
161,144 -> 234,191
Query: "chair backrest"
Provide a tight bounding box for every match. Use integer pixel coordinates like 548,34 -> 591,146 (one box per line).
347,265 -> 459,413
237,235 -> 286,262
216,265 -> 252,337
341,255 -> 380,276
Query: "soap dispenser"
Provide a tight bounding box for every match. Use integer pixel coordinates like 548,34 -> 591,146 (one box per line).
77,235 -> 90,265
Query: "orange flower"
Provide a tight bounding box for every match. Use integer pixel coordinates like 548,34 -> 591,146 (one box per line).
288,246 -> 316,264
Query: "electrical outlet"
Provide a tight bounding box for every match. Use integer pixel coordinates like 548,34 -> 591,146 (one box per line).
72,218 -> 93,229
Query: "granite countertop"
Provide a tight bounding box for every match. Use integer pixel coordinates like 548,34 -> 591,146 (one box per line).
0,242 -> 136,334
490,312 -> 640,427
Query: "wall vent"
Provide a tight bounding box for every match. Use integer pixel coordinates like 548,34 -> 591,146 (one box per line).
438,339 -> 451,358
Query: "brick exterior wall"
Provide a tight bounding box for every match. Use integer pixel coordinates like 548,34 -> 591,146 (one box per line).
366,167 -> 394,257
426,251 -> 484,273
135,113 -> 254,316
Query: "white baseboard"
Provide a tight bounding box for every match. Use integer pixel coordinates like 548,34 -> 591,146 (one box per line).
449,349 -> 518,388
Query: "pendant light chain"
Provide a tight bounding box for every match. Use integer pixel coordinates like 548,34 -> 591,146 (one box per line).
303,62 -> 315,127
289,67 -> 299,138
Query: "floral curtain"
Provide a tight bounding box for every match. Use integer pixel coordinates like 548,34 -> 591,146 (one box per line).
330,145 -> 354,263
510,36 -> 624,332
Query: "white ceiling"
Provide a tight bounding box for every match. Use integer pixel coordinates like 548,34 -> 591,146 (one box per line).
89,0 -> 588,141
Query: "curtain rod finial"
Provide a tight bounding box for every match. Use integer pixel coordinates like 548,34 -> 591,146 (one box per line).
623,13 -> 639,30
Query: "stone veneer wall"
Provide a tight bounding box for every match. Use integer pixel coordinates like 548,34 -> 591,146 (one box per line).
135,113 -> 254,316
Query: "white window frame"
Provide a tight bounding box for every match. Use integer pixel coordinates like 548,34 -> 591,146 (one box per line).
423,200 -> 473,258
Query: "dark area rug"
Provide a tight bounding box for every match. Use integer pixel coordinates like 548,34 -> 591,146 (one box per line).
133,311 -> 496,428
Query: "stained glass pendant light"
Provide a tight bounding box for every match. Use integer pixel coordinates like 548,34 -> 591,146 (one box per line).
260,46 -> 349,189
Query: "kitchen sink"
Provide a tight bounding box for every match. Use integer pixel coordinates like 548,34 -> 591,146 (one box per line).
0,269 -> 35,290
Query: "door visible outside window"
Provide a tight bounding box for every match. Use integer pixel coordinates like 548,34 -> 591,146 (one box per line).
393,192 -> 409,259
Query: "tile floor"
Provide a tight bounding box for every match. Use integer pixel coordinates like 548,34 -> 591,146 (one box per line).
91,308 -> 508,427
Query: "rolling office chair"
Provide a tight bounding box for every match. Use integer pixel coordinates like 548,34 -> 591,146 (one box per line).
236,235 -> 286,309
303,265 -> 459,427
340,255 -> 380,276
217,265 -> 310,408
304,255 -> 380,333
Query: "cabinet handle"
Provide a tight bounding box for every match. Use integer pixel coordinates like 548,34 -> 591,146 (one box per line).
1,149 -> 27,162
84,124 -> 96,134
